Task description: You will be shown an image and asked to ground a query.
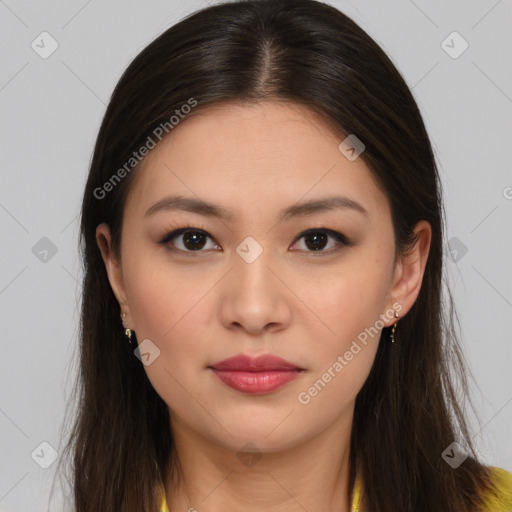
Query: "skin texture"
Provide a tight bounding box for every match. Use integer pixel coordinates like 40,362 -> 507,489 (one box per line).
96,101 -> 431,512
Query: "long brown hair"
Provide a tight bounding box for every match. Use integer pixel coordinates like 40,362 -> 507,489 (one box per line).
54,0 -> 499,510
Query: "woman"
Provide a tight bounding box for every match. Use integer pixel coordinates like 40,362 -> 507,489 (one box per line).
56,0 -> 512,510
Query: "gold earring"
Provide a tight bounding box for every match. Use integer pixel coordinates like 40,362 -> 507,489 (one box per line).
120,311 -> 133,344
390,311 -> 399,343
124,328 -> 133,344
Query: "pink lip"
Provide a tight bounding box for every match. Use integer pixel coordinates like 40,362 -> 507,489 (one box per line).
208,354 -> 304,395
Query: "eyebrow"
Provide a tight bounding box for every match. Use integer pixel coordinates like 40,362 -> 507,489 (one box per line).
144,194 -> 369,222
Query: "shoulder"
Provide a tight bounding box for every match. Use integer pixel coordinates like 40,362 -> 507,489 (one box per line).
481,466 -> 512,512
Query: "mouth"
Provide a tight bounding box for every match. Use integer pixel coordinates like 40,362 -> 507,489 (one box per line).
208,353 -> 305,395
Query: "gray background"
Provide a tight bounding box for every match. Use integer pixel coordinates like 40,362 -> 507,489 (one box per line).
1,0 -> 511,510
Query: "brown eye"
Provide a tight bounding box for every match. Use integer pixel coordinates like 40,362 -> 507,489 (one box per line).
304,232 -> 329,251
160,228 -> 218,252
292,229 -> 351,253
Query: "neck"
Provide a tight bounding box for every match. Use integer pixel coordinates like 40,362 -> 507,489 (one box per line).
165,407 -> 356,512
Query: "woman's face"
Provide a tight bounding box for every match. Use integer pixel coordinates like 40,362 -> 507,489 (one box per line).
97,101 -> 427,453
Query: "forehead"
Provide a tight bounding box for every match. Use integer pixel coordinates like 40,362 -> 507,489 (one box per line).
124,101 -> 387,221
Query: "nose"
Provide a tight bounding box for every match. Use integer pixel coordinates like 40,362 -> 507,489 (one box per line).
219,250 -> 292,336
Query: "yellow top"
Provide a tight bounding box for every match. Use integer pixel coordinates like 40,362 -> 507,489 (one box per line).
160,466 -> 512,511
482,466 -> 512,512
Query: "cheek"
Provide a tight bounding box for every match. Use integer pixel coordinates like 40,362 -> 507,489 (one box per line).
121,247 -> 213,369
121,257 -> 208,411
122,242 -> 193,338
294,273 -> 385,423
300,260 -> 390,351
125,270 -> 175,342
295,254 -> 390,401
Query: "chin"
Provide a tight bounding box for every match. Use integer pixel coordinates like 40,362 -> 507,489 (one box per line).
201,422 -> 311,455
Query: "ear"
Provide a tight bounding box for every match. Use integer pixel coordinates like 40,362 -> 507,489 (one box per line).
96,223 -> 133,329
384,220 -> 432,324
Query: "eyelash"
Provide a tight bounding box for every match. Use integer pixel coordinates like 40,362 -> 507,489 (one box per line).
158,222 -> 353,256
